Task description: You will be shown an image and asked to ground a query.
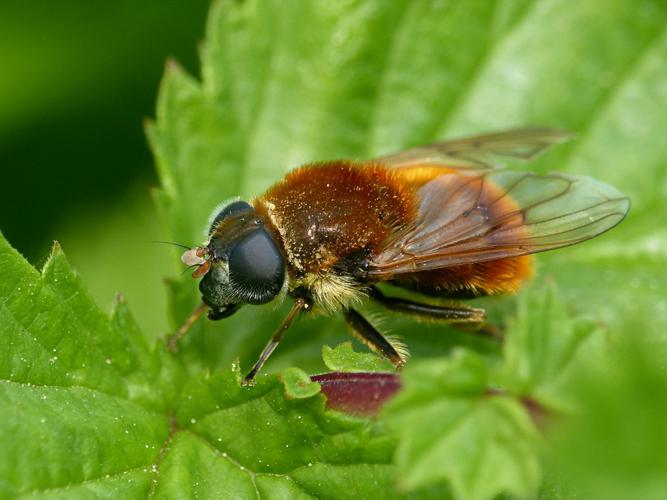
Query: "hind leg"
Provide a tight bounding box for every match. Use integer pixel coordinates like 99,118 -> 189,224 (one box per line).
369,287 -> 502,340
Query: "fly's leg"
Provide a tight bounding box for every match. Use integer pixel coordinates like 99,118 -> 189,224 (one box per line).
167,303 -> 208,352
243,298 -> 309,385
343,308 -> 407,369
167,302 -> 241,352
369,287 -> 502,340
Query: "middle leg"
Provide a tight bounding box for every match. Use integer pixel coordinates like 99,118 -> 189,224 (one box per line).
343,308 -> 406,369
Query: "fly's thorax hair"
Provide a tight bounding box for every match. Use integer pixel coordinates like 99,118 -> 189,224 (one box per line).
253,195 -> 321,276
251,196 -> 364,314
252,161 -> 417,276
253,197 -> 300,270
249,161 -> 420,313
295,271 -> 367,315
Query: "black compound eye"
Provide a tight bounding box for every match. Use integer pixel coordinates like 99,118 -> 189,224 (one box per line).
228,228 -> 285,305
208,200 -> 253,235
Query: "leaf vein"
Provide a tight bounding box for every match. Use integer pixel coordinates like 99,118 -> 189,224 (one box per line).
0,378 -> 164,417
16,465 -> 150,498
364,0 -> 415,155
561,21 -> 667,166
434,0 -> 543,137
186,429 -> 260,499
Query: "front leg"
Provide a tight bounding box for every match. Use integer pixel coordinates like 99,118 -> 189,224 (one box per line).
243,298 -> 310,385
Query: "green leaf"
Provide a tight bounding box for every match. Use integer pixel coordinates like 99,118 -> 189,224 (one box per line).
322,342 -> 396,373
496,283 -> 603,406
546,341 -> 667,500
0,230 -> 408,497
0,232 -> 169,498
169,367 -> 403,498
281,367 -> 321,399
383,350 -> 541,499
53,183 -> 173,337
150,431 -> 257,499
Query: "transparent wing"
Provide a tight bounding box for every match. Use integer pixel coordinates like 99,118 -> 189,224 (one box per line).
366,170 -> 629,276
375,128 -> 571,170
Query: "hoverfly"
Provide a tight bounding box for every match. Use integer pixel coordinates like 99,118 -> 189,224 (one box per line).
174,128 -> 629,383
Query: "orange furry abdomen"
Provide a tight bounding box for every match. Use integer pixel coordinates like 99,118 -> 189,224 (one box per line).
393,255 -> 532,297
390,165 -> 533,297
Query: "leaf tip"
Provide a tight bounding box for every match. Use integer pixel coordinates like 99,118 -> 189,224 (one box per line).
143,116 -> 156,137
109,293 -> 146,345
150,186 -> 168,207
322,342 -> 396,373
281,367 -> 321,400
48,239 -> 64,261
42,239 -> 69,275
164,57 -> 184,75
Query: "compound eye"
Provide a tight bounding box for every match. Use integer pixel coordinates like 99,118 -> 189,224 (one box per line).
208,200 -> 253,235
228,228 -> 285,305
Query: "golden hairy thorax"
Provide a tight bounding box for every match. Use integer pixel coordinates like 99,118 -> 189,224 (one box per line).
255,161 -> 415,273
253,161 -> 415,310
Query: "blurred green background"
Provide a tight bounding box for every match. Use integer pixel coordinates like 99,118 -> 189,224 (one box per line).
0,0 -> 209,334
